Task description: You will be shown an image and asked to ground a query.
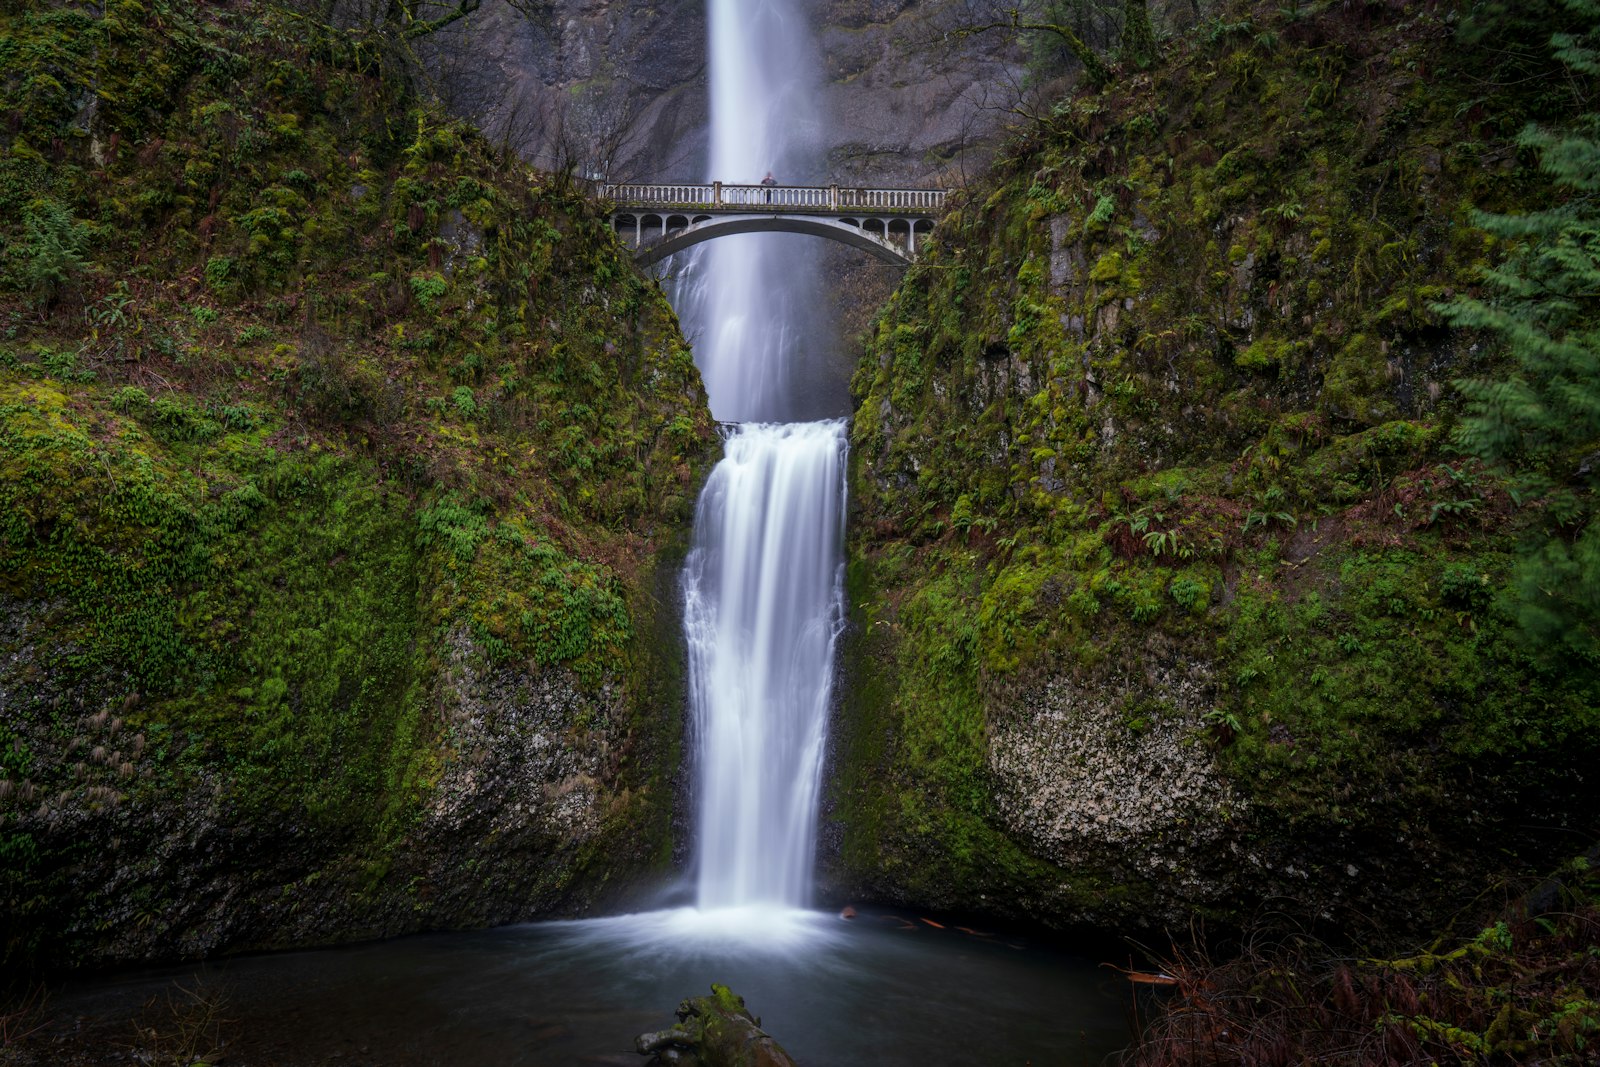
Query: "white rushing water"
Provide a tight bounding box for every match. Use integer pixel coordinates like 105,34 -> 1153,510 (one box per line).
684,422 -> 848,908
677,0 -> 823,423
677,0 -> 847,912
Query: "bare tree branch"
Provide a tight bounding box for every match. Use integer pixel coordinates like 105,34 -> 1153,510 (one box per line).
944,5 -> 1112,86
398,0 -> 482,40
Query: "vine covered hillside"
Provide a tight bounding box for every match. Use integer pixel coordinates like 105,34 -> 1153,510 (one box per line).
827,0 -> 1600,938
0,1 -> 716,972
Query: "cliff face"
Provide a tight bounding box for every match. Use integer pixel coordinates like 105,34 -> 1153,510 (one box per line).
424,0 -> 1035,185
823,0 -> 1600,938
419,0 -> 712,179
0,1 -> 715,971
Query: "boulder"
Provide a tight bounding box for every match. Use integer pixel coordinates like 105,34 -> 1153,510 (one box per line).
635,985 -> 798,1067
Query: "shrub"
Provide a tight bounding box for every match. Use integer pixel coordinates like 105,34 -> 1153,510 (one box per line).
9,199 -> 92,305
1438,0 -> 1600,659
408,271 -> 448,313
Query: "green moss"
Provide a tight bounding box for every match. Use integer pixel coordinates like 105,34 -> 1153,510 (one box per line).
1321,333 -> 1398,425
0,0 -> 717,973
1089,249 -> 1124,283
828,538 -> 1133,919
833,0 -> 1600,930
1235,335 -> 1303,371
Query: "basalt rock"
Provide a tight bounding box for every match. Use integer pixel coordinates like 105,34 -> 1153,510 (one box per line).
0,603 -> 689,970
821,0 -> 1600,945
636,985 -> 798,1067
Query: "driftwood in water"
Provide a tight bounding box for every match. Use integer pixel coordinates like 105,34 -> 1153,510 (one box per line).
635,984 -> 798,1067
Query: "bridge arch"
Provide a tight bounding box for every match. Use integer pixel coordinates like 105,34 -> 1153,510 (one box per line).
627,214 -> 920,267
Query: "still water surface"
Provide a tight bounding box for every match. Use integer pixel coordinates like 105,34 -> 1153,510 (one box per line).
48,906 -> 1131,1066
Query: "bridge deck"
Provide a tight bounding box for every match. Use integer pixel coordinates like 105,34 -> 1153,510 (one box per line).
602,182 -> 946,215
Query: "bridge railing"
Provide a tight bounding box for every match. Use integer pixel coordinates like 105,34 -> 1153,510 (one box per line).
604,183 -> 715,205
601,182 -> 947,214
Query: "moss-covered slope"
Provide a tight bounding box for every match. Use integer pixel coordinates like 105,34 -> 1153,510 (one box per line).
0,1 -> 716,972
827,0 -> 1599,938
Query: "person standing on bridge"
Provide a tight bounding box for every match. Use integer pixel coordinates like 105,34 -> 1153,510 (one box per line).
761,171 -> 776,205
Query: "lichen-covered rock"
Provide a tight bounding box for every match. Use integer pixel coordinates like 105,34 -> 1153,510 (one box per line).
989,659 -> 1238,918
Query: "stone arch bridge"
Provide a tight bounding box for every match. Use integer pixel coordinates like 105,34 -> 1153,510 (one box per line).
601,182 -> 947,266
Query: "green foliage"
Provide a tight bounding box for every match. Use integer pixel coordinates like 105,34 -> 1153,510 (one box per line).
8,199 -> 92,305
40,346 -> 93,383
836,0 -> 1600,932
1510,521 -> 1600,657
416,497 -> 489,562
516,550 -> 632,675
1440,0 -> 1600,659
0,0 -> 718,975
408,270 -> 448,312
203,256 -> 236,294
1169,573 -> 1210,613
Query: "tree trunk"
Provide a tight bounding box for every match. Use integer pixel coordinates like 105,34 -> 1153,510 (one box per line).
1121,0 -> 1157,70
1023,17 -> 1111,86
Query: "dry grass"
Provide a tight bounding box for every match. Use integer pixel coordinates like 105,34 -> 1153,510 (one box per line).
125,977 -> 233,1067
0,983 -> 49,1049
1121,874 -> 1600,1066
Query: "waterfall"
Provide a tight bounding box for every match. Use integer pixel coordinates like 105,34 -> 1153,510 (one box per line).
676,0 -> 823,424
683,422 -> 847,908
677,0 -> 847,911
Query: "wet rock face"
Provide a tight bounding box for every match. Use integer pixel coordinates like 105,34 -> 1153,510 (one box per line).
425,0 -> 1022,185
988,659 -> 1240,922
0,604 -> 666,969
422,0 -> 711,178
816,0 -> 1024,184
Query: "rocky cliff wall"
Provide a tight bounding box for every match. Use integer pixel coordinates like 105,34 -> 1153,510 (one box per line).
0,1 -> 715,972
424,0 -> 1042,184
822,0 -> 1600,940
